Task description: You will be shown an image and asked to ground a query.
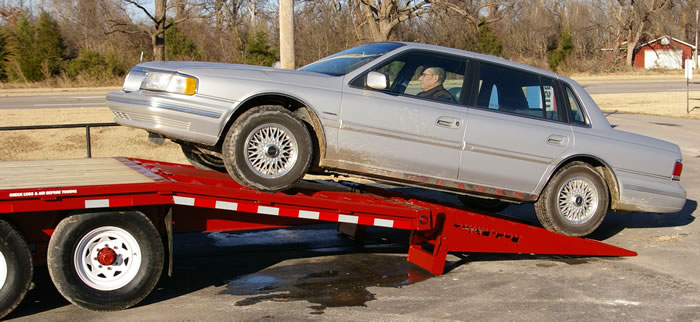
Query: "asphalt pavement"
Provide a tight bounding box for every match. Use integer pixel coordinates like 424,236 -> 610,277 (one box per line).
5,112 -> 700,321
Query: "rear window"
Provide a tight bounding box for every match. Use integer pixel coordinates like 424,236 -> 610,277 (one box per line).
474,62 -> 562,122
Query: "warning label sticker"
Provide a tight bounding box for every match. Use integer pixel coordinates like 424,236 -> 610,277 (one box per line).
8,189 -> 78,198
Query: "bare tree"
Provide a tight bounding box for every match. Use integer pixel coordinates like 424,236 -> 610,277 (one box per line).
358,0 -> 432,41
609,0 -> 671,67
431,0 -> 511,36
107,0 -> 202,61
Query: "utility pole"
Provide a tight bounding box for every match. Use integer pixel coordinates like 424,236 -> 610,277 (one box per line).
279,0 -> 295,69
695,9 -> 698,68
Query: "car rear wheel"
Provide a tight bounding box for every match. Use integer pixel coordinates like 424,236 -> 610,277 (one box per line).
535,161 -> 609,237
181,145 -> 226,172
222,105 -> 312,192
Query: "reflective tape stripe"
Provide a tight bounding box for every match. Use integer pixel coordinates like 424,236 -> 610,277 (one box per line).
373,218 -> 394,228
257,206 -> 279,216
298,210 -> 320,220
215,201 -> 238,211
173,196 -> 195,206
338,214 -> 358,224
167,197 -> 404,229
85,199 -> 109,208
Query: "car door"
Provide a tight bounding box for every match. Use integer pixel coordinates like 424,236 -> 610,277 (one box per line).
336,51 -> 469,181
459,62 -> 573,195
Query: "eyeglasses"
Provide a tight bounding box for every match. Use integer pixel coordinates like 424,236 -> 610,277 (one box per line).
420,72 -> 434,77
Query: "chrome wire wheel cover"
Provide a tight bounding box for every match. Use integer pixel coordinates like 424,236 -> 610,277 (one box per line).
0,250 -> 7,290
557,176 -> 599,224
244,123 -> 298,179
74,226 -> 142,291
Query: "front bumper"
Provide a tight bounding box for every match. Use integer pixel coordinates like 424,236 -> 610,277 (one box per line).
106,90 -> 236,146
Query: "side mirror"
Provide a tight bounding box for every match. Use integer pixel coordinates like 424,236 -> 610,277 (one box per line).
366,71 -> 388,90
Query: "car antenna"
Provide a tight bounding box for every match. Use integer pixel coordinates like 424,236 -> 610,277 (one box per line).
140,51 -> 144,63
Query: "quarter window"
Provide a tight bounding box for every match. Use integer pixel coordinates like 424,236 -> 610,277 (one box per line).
474,63 -> 562,121
565,86 -> 586,124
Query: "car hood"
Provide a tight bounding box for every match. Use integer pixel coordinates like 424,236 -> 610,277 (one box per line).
137,61 -> 334,83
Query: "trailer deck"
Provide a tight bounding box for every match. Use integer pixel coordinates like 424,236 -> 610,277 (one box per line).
0,157 -> 636,317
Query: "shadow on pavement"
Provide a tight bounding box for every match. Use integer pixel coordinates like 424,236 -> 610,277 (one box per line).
589,199 -> 697,241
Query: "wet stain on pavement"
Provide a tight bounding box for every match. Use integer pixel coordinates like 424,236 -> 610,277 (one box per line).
536,257 -> 596,267
221,254 -> 432,314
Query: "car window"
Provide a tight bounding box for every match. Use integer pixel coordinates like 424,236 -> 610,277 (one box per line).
474,63 -> 563,121
363,51 -> 468,104
565,86 -> 586,124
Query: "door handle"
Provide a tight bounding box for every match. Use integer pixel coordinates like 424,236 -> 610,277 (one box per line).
547,135 -> 568,146
436,117 -> 462,128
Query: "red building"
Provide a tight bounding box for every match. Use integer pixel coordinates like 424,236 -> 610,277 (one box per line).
632,36 -> 695,69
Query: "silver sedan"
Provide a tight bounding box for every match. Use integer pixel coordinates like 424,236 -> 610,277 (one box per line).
107,42 -> 686,236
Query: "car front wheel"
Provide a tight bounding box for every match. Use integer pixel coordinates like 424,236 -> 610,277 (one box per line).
222,105 -> 312,192
534,162 -> 609,237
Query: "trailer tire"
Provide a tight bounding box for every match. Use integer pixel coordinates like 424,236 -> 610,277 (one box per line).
0,220 -> 32,319
222,105 -> 312,192
47,211 -> 164,311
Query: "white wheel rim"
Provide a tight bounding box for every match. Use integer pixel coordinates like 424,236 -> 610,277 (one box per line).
244,123 -> 299,179
74,226 -> 142,291
0,250 -> 7,290
557,176 -> 599,225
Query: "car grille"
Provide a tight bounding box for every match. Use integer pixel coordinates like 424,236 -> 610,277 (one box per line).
113,111 -> 130,120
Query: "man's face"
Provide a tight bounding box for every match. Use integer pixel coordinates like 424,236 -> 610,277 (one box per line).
419,68 -> 440,91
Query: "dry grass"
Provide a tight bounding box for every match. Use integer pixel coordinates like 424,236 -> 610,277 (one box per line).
591,91 -> 700,119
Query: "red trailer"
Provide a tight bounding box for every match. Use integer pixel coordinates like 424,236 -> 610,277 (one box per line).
0,157 -> 635,318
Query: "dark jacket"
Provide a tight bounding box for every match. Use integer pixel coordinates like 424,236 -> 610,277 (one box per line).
417,85 -> 454,102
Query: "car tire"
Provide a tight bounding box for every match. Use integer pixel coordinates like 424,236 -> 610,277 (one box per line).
534,161 -> 609,237
181,145 -> 227,172
47,211 -> 164,311
458,195 -> 510,213
222,105 -> 312,192
0,220 -> 32,319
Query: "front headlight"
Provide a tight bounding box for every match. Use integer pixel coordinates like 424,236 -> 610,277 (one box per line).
140,71 -> 198,95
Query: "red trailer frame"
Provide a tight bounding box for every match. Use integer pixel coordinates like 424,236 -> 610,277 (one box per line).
0,157 -> 635,317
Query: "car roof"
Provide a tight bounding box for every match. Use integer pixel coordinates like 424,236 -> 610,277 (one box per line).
392,41 -> 560,79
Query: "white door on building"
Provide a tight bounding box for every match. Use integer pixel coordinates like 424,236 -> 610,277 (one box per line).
644,49 -> 683,69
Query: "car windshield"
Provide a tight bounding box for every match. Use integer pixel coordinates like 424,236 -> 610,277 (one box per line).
299,42 -> 404,76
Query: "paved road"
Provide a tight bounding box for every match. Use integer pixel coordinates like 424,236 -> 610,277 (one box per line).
0,80 -> 693,110
581,80 -> 689,94
5,113 -> 700,320
0,93 -> 107,109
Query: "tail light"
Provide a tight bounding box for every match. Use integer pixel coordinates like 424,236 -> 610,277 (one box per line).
672,160 -> 683,181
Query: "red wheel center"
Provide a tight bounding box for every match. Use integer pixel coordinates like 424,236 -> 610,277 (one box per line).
97,247 -> 117,265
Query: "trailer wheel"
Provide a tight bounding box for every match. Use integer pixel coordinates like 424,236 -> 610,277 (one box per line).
0,220 -> 32,319
535,162 -> 609,237
47,211 -> 164,311
222,105 -> 312,192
